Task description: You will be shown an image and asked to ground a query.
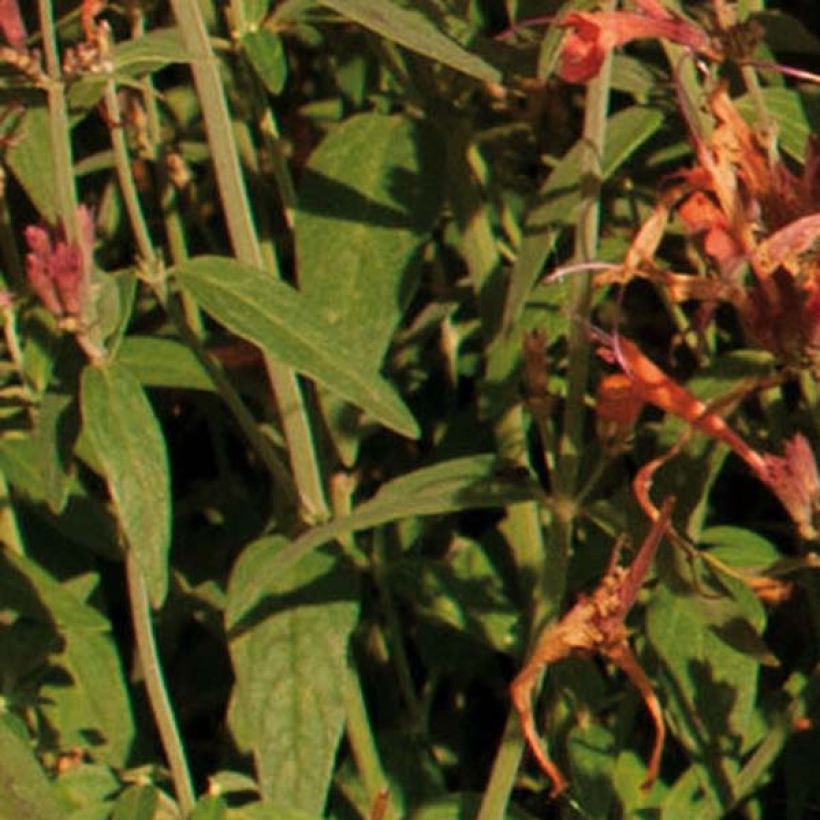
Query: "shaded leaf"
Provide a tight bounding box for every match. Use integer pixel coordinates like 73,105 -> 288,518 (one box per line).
173,256 -> 418,437
502,105 -> 664,334
117,336 -> 215,391
242,30 -> 287,95
0,549 -> 107,631
80,363 -> 171,608
317,0 -> 501,83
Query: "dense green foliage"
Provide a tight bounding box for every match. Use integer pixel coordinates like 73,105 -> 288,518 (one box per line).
0,1 -> 818,818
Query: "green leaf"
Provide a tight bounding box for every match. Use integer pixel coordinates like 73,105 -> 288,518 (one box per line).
647,575 -> 767,807
297,112 -> 444,370
5,104 -> 57,221
391,537 -> 517,656
112,27 -> 189,75
0,550 -> 108,631
735,87 -> 812,162
226,543 -> 359,815
409,793 -> 536,819
0,393 -> 75,514
502,105 -> 664,333
0,715 -> 63,820
40,627 -> 135,766
317,0 -> 501,83
117,336 -> 215,391
189,794 -> 228,820
53,762 -> 119,818
80,363 -> 171,608
700,526 -> 782,569
110,785 -> 158,820
242,30 -> 287,95
173,256 -> 418,437
236,454 -> 542,604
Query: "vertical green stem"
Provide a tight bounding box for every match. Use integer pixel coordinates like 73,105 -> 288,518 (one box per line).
343,665 -> 398,820
480,18 -> 615,817
126,552 -> 195,814
102,83 -> 157,266
38,0 -> 78,237
169,0 -> 328,523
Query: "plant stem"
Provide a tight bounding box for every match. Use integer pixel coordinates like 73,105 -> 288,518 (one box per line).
125,551 -> 195,814
102,83 -> 156,266
484,17 -> 615,817
343,664 -> 398,820
476,711 -> 526,820
169,0 -> 328,523
38,0 -> 78,236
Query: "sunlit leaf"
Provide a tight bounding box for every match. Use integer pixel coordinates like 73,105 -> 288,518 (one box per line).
0,715 -> 63,820
173,256 -> 419,437
297,112 -> 443,369
226,542 -> 359,815
80,363 -> 171,607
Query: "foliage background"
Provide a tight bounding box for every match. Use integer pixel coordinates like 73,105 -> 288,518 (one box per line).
0,1 -> 818,818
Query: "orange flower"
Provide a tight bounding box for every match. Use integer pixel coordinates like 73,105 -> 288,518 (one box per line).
558,0 -> 711,83
595,329 -> 820,537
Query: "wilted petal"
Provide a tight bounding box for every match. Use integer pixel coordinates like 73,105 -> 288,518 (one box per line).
762,434 -> 820,540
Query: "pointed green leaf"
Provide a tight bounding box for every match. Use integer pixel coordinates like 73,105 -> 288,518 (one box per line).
117,336 -> 215,391
110,785 -> 158,820
5,105 -> 57,221
80,363 -> 171,607
112,27 -> 189,75
647,576 -> 766,798
0,550 -> 108,631
317,0 -> 500,83
297,112 -> 443,369
0,715 -> 63,820
237,455 -> 543,603
242,30 -> 287,95
173,256 -> 418,437
227,543 -> 359,815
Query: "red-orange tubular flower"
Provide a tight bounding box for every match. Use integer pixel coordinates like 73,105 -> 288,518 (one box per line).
25,206 -> 95,324
558,0 -> 712,83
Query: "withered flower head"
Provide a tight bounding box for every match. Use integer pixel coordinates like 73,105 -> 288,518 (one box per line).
511,499 -> 674,796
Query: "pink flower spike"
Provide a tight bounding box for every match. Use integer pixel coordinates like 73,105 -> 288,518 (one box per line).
25,206 -> 95,322
763,434 -> 820,540
558,6 -> 711,83
0,0 -> 27,50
